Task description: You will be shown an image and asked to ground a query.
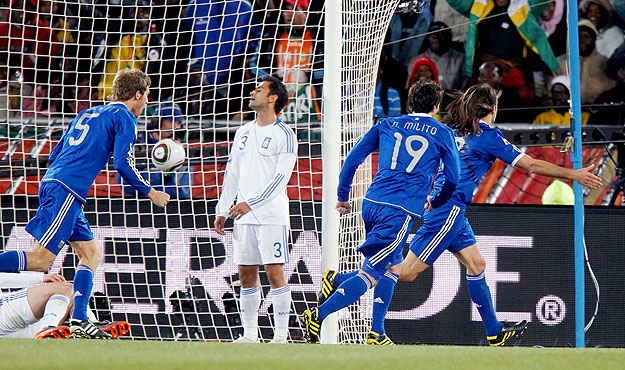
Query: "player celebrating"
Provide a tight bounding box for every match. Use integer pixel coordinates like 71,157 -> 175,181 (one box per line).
214,76 -> 296,344
301,80 -> 461,343
384,84 -> 600,346
0,69 -> 170,339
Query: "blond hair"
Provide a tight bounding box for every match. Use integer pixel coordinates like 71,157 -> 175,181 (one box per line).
107,69 -> 151,102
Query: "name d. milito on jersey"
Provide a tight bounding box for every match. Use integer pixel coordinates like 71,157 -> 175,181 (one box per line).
392,119 -> 438,135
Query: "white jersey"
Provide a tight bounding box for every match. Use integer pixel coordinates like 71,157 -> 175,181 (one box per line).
216,119 -> 297,226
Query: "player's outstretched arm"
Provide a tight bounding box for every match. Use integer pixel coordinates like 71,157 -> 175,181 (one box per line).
515,156 -> 603,189
147,188 -> 171,207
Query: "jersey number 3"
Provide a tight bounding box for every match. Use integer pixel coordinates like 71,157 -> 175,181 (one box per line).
390,132 -> 429,173
69,113 -> 99,146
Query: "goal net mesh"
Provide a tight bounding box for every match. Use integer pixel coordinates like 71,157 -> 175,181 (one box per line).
0,0 -> 397,342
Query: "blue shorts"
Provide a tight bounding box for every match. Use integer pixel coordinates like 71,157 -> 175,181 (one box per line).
409,202 -> 476,265
25,182 -> 93,255
358,200 -> 414,281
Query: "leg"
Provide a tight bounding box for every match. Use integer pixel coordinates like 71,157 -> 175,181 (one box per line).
25,243 -> 57,272
68,239 -> 101,321
26,282 -> 73,320
237,264 -> 261,342
398,250 -> 431,282
265,263 -> 291,343
369,262 -> 401,343
454,244 -> 503,338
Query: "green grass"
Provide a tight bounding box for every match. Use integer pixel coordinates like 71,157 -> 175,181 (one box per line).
1,340 -> 623,370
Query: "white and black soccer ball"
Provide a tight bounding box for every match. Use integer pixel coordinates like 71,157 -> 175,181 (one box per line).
151,139 -> 186,172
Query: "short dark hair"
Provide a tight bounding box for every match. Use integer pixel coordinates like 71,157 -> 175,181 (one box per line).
261,75 -> 289,114
406,79 -> 444,113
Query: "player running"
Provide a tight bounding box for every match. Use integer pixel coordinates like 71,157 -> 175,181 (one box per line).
301,80 -> 461,343
319,84 -> 602,346
214,76 -> 296,344
0,69 -> 170,339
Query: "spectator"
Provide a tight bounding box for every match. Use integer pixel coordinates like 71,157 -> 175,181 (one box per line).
447,0 -> 559,102
173,58 -> 219,120
387,5 -> 433,68
408,56 -> 438,87
116,102 -> 191,199
589,46 -> 625,125
373,58 -> 402,117
533,75 -> 590,126
98,0 -> 169,101
579,0 -> 625,58
184,0 -> 259,86
539,0 -> 567,57
411,22 -> 464,91
478,61 -> 524,123
252,0 -> 323,123
556,20 -> 616,104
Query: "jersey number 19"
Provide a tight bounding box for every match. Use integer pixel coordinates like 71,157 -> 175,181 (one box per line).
390,132 -> 429,173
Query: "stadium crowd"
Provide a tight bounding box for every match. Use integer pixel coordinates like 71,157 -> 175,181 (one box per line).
1,0 -> 624,124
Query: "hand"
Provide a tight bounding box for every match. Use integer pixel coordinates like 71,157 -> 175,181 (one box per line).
335,201 -> 351,215
43,273 -> 66,283
575,164 -> 602,189
147,189 -> 170,208
214,216 -> 226,235
424,196 -> 434,212
228,202 -> 251,220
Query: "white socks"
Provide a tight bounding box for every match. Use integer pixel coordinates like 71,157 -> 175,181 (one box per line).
239,286 -> 261,341
271,286 -> 291,340
39,294 -> 70,328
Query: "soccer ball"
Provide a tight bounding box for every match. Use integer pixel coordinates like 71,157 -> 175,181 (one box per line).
151,139 -> 186,172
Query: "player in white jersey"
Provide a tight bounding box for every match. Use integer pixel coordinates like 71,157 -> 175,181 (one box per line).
215,76 -> 296,344
0,272 -> 72,339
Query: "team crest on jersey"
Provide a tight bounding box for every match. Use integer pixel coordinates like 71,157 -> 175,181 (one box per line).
261,137 -> 272,149
57,240 -> 65,250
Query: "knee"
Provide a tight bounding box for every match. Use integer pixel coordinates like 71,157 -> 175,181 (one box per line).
28,256 -> 53,272
49,282 -> 73,299
467,257 -> 486,276
398,270 -> 419,282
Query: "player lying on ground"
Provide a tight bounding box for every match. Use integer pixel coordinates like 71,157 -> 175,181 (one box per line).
215,76 -> 296,343
301,80 -> 461,343
317,84 -> 603,346
0,69 -> 170,339
0,272 -> 129,339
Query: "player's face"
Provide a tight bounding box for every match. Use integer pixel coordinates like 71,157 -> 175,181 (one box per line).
249,81 -> 275,111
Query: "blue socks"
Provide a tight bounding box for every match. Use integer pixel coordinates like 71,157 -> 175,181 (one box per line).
333,270 -> 358,286
318,273 -> 372,322
371,271 -> 398,335
0,251 -> 27,272
466,272 -> 503,336
72,265 -> 94,321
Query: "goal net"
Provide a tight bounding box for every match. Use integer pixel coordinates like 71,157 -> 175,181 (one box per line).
0,0 -> 396,342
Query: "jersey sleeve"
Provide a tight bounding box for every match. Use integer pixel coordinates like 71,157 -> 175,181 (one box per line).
215,129 -> 243,217
429,128 -> 460,209
244,128 -> 297,210
485,129 -> 525,166
337,124 -> 380,201
0,272 -> 44,289
113,113 -> 152,197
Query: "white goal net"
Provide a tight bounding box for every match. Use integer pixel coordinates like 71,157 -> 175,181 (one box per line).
0,0 -> 397,342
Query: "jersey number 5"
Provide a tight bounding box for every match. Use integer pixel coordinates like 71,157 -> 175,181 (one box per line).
390,133 -> 429,173
69,113 -> 99,146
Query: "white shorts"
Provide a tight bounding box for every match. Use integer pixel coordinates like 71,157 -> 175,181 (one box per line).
0,289 -> 39,338
233,224 -> 290,265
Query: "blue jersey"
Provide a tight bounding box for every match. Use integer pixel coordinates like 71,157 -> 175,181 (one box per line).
42,102 -> 152,203
337,113 -> 460,218
432,121 -> 524,205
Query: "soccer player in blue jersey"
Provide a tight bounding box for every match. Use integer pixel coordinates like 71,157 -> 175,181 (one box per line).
394,84 -> 602,346
0,69 -> 171,339
301,80 -> 461,343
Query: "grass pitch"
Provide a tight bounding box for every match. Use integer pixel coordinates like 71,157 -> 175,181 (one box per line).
1,339 -> 623,370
